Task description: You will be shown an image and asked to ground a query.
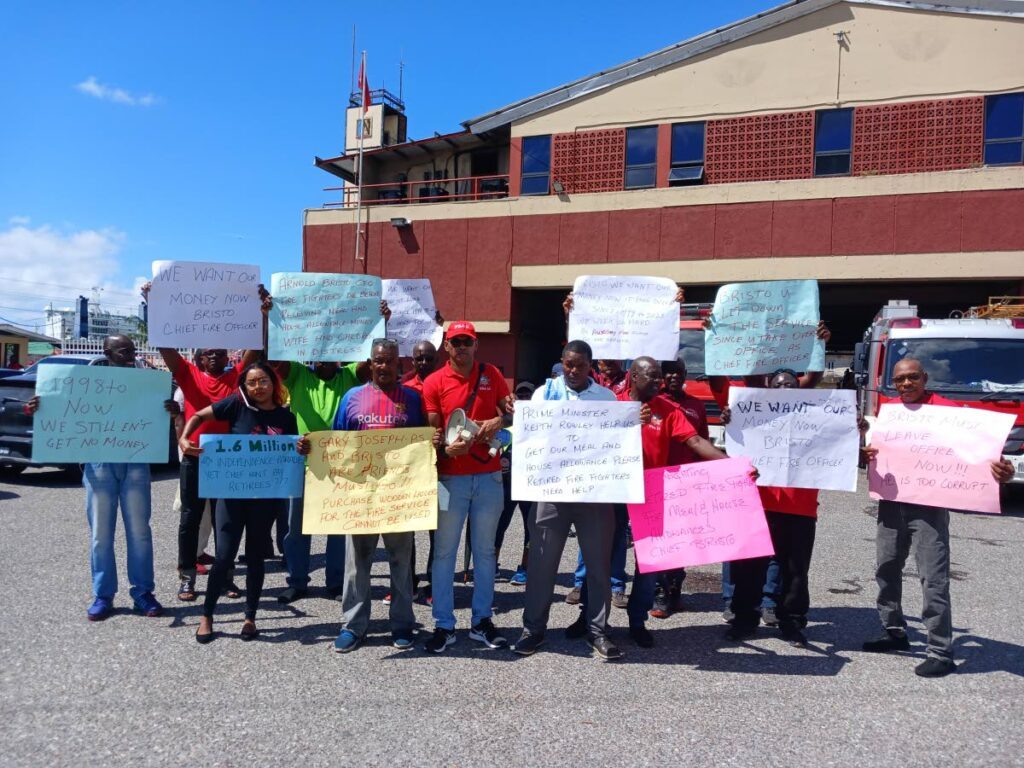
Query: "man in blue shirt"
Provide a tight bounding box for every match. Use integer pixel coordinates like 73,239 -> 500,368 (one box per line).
512,340 -> 623,661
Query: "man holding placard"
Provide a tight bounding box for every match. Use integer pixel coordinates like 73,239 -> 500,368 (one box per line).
142,279 -> 269,603
861,358 -> 1014,677
27,335 -> 171,621
512,341 -> 622,661
328,338 -> 424,654
422,321 -> 513,653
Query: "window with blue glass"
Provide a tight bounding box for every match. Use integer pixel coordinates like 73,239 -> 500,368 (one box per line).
624,126 -> 658,189
669,122 -> 705,185
520,135 -> 551,195
814,108 -> 853,176
984,92 -> 1024,166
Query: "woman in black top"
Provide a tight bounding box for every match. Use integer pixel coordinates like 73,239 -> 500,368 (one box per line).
179,361 -> 307,643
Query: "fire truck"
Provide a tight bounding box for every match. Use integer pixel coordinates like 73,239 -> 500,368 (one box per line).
853,297 -> 1024,484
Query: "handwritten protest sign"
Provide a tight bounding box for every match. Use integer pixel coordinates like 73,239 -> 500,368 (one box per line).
868,403 -> 1014,514
725,388 -> 859,491
568,275 -> 679,360
512,400 -> 644,503
198,435 -> 303,499
268,272 -> 384,362
148,260 -> 262,348
627,458 -> 773,573
382,278 -> 443,356
303,428 -> 437,534
705,280 -> 825,376
32,366 -> 171,463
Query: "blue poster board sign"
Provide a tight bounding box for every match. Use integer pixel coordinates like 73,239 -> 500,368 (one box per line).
199,434 -> 304,499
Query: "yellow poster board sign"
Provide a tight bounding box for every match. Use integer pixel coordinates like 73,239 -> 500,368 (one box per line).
303,428 -> 438,535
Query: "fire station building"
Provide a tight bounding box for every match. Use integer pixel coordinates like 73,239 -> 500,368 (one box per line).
304,0 -> 1024,382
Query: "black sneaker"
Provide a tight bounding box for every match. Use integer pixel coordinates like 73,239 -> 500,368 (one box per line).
725,624 -> 758,642
780,625 -> 808,647
650,587 -> 671,619
762,607 -> 779,627
423,627 -> 456,654
469,618 -> 508,648
587,635 -> 624,660
915,657 -> 956,678
629,624 -> 654,648
564,613 -> 588,639
512,632 -> 546,656
277,587 -> 307,604
862,630 -> 910,653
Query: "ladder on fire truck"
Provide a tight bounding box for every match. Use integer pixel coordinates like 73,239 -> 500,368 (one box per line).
952,296 -> 1024,320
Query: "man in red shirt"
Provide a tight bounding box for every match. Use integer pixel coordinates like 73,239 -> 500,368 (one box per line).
721,369 -> 821,646
400,340 -> 437,394
862,358 -> 1014,677
421,321 -> 513,653
571,356 -> 727,648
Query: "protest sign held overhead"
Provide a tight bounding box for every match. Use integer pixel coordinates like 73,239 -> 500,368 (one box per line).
199,435 -> 304,499
267,272 -> 385,362
868,403 -> 1014,514
705,280 -> 825,376
148,260 -> 262,348
382,278 -> 444,356
303,427 -> 437,534
725,388 -> 860,492
568,275 -> 680,361
628,458 -> 773,573
512,400 -> 644,503
32,366 -> 171,463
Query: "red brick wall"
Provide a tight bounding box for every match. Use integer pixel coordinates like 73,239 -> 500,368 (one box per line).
705,111 -> 814,184
551,128 -> 625,194
852,97 -> 984,176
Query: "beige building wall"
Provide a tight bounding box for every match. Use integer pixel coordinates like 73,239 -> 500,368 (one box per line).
511,3 -> 1024,136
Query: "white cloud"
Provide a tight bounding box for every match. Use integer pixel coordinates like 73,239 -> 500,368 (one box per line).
74,76 -> 160,107
0,223 -> 147,334
7,215 -> 30,226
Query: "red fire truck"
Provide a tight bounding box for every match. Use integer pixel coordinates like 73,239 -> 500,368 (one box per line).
853,298 -> 1024,484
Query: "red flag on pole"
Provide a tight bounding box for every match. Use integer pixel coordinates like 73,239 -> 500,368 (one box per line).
357,56 -> 371,114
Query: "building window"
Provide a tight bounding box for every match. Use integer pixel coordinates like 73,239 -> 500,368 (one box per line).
520,135 -> 551,195
669,122 -> 705,185
624,126 -> 657,189
984,92 -> 1024,166
814,108 -> 853,176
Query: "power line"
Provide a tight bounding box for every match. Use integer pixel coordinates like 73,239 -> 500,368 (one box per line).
0,274 -> 141,297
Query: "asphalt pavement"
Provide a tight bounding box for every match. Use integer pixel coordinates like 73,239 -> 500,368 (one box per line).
1,468 -> 1022,767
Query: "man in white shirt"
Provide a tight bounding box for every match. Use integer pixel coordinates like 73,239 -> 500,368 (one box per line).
513,340 -> 622,661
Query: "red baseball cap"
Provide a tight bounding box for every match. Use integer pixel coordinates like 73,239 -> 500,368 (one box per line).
446,320 -> 477,340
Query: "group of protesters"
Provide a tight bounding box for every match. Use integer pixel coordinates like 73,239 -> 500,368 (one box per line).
25,281 -> 1016,679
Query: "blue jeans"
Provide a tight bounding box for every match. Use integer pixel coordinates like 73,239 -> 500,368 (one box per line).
432,472 -> 503,630
83,463 -> 154,602
574,504 -> 629,592
722,558 -> 781,609
283,496 -> 345,590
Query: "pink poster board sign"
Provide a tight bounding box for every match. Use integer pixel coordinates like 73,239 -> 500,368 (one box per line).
868,403 -> 1014,514
627,458 -> 774,573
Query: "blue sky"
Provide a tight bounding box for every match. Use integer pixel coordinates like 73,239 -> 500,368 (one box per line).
0,1 -> 772,331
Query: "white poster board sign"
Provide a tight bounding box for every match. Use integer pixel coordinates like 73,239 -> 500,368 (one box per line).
148,260 -> 262,349
382,278 -> 443,356
568,275 -> 679,360
725,388 -> 860,491
512,400 -> 644,503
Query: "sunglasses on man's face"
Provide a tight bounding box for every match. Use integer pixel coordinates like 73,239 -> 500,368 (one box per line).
448,337 -> 474,348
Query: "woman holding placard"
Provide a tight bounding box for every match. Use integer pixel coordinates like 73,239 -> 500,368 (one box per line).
179,361 -> 308,643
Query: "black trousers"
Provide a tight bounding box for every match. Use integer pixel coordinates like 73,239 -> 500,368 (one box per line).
729,511 -> 816,631
204,499 -> 282,620
177,455 -> 222,580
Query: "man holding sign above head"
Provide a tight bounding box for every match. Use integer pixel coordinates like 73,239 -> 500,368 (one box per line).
421,321 -> 513,653
269,300 -> 390,605
861,358 -> 1014,678
320,338 -> 424,654
142,279 -> 270,603
27,335 -> 172,622
512,341 -> 622,661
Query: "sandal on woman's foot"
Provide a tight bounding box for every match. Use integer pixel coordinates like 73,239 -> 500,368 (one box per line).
178,579 -> 197,602
223,582 -> 243,599
240,620 -> 259,641
195,619 -> 215,644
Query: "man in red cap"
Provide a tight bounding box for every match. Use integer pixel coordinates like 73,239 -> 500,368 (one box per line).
421,321 -> 513,653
